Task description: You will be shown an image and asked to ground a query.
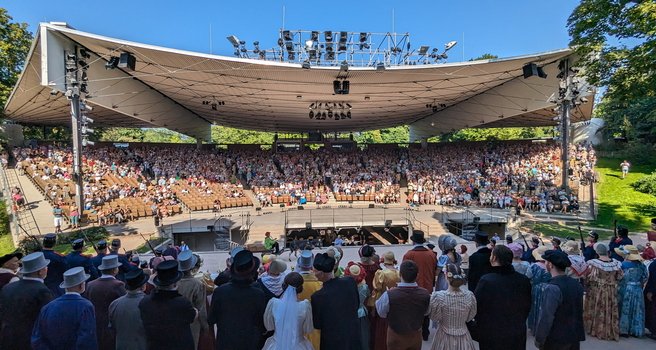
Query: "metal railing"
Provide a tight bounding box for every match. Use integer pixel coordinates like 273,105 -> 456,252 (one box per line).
1,165 -> 41,243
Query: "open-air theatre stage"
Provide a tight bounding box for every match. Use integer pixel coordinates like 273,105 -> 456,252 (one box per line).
4,22 -> 593,142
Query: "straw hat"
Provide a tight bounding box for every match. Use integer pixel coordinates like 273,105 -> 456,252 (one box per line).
615,245 -> 643,262
562,240 -> 581,256
532,246 -> 549,262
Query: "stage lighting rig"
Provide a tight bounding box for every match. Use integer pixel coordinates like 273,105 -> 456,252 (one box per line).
309,101 -> 352,120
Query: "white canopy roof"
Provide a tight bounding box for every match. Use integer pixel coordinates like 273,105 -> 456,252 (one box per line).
4,23 -> 593,142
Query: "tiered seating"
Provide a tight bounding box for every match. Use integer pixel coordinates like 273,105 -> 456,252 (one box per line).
173,182 -> 252,211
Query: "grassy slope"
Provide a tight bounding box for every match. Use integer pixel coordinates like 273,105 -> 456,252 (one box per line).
593,157 -> 656,232
0,234 -> 15,255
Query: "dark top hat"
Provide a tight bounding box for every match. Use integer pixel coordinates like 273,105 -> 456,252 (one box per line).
111,239 -> 121,249
125,269 -> 149,290
153,260 -> 183,286
474,231 -> 489,244
410,231 -> 426,244
230,250 -> 260,277
359,245 -> 375,258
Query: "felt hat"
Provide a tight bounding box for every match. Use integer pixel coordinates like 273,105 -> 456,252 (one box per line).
382,251 -> 396,265
111,239 -> 121,249
297,250 -> 314,270
153,260 -> 183,286
532,246 -> 549,262
507,243 -> 524,258
410,231 -> 426,244
551,237 -> 562,245
60,266 -> 90,289
313,252 -> 336,273
541,250 -> 572,270
594,243 -> 609,256
230,249 -> 260,277
268,259 -> 287,275
359,245 -> 375,258
98,255 -> 122,270
562,240 -> 581,256
125,269 -> 149,290
177,250 -> 198,272
72,238 -> 85,250
19,252 -> 49,274
0,250 -> 23,267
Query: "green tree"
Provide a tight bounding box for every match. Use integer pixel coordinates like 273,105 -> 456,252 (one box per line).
469,53 -> 499,61
568,0 -> 656,144
95,127 -> 146,142
0,8 -> 33,115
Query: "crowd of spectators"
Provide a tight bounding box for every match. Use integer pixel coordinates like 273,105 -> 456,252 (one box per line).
7,140 -> 595,225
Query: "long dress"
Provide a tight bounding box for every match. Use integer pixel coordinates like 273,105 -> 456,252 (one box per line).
527,262 -> 551,333
583,258 -> 623,340
263,298 -> 314,350
428,289 -> 477,350
371,267 -> 400,350
355,282 -> 371,350
618,260 -> 648,337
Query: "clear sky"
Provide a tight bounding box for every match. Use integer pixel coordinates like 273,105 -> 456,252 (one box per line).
5,0 -> 581,61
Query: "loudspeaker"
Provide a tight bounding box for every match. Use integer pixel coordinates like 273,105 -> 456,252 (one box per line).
207,225 -> 215,231
118,53 -> 136,71
473,217 -> 480,223
333,80 -> 342,94
306,222 -> 312,230
385,220 -> 392,228
280,203 -> 285,208
368,204 -> 375,209
298,206 -> 304,210
523,63 -> 547,79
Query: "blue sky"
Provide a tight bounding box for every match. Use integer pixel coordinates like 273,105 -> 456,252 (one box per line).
5,0 -> 581,61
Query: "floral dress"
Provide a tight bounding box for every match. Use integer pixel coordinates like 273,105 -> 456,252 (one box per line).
618,261 -> 648,337
583,258 -> 623,340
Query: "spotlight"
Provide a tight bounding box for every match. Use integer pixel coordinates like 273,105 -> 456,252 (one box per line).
302,60 -> 311,69
376,62 -> 385,71
283,30 -> 292,41
227,35 -> 241,47
105,56 -> 120,69
346,111 -> 351,119
211,103 -> 217,111
277,38 -> 284,47
79,48 -> 91,59
285,42 -> 294,52
311,31 -> 319,41
444,41 -> 457,51
50,89 -> 59,96
418,46 -> 430,55
324,31 -> 333,42
309,111 -> 314,119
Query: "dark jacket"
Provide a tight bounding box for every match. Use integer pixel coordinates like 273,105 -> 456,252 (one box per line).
0,279 -> 54,350
84,276 -> 126,350
582,244 -> 598,261
534,275 -> 585,349
43,249 -> 69,296
32,293 -> 98,350
474,265 -> 531,350
208,278 -> 266,350
467,246 -> 492,292
608,237 -> 632,261
139,288 -> 196,350
66,251 -> 99,280
107,251 -> 133,282
311,276 -> 361,350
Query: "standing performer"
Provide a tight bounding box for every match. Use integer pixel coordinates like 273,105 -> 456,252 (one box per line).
620,160 -> 630,179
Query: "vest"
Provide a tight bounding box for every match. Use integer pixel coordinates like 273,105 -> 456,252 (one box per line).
387,286 -> 430,334
545,276 -> 585,345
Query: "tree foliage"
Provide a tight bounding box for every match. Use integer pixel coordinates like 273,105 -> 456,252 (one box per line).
568,0 -> 656,144
469,53 -> 499,61
0,8 -> 33,115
